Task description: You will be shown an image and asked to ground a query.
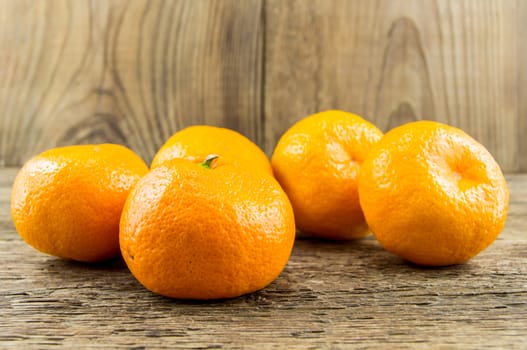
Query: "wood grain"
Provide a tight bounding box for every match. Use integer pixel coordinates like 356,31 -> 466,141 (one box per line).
1,167 -> 526,348
0,0 -> 263,166
518,0 -> 527,172
265,0 -> 526,172
0,1 -> 526,171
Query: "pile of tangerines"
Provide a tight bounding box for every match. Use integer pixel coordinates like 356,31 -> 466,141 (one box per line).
11,111 -> 509,300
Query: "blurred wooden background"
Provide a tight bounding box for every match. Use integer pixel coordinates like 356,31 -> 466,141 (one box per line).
0,0 -> 525,172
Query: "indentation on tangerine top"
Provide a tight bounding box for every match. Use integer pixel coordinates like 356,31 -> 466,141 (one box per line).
325,140 -> 358,172
449,157 -> 485,191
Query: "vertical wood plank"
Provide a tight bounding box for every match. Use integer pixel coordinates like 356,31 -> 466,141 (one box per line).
0,0 -> 263,165
518,0 -> 527,172
0,0 -> 107,166
264,0 -> 525,172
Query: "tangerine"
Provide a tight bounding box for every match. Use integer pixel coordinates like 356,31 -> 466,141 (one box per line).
11,144 -> 149,262
120,155 -> 295,299
358,121 -> 509,266
271,110 -> 383,240
151,125 -> 272,175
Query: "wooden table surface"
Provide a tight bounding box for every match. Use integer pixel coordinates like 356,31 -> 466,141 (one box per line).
1,167 -> 526,349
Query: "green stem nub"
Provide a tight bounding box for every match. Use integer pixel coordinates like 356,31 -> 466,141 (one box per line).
201,154 -> 219,169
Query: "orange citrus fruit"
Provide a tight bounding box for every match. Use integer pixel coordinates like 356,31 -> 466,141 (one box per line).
151,125 -> 272,175
271,110 -> 383,240
11,144 -> 149,262
120,155 -> 295,299
358,121 -> 509,266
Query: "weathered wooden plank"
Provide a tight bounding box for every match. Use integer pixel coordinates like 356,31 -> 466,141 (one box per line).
0,0 -> 263,166
0,238 -> 526,349
1,167 -> 526,348
264,0 -> 526,172
517,0 -> 527,172
1,0 -> 525,171
0,168 -> 17,232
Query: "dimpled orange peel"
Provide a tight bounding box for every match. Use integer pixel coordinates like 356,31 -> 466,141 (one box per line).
11,144 -> 149,262
358,120 -> 509,266
271,110 -> 383,240
151,125 -> 272,175
119,155 -> 296,299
